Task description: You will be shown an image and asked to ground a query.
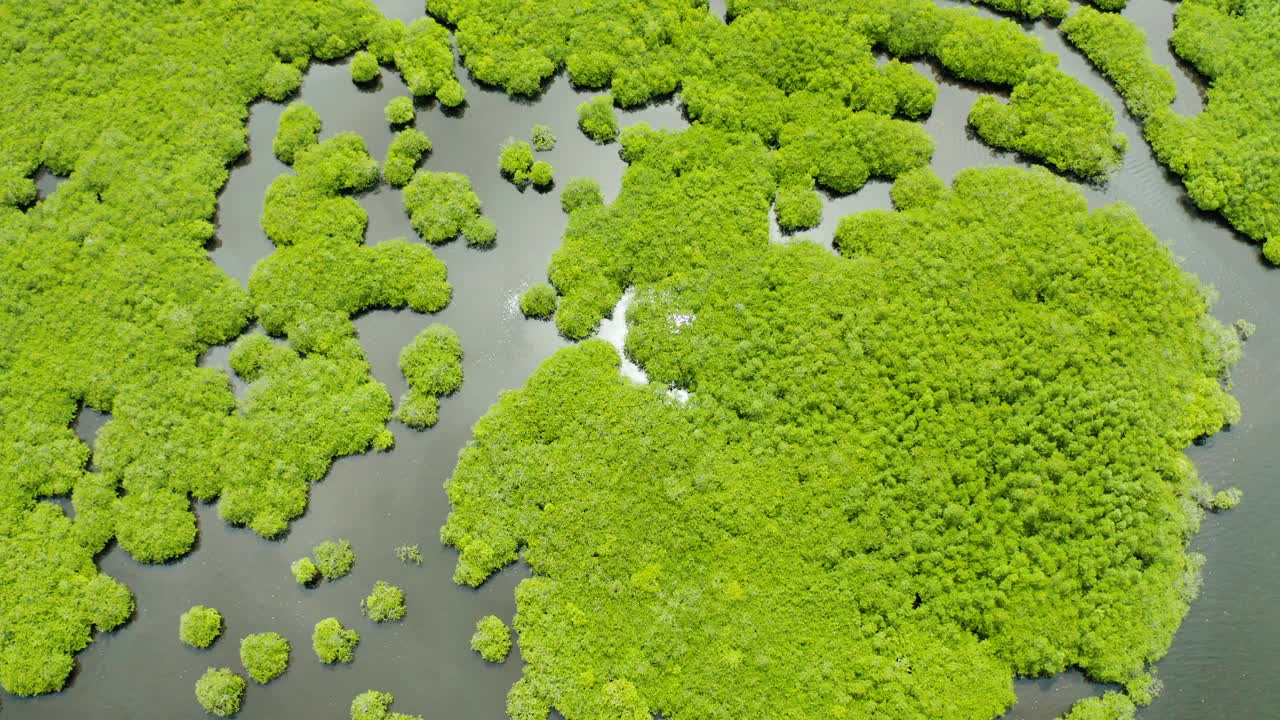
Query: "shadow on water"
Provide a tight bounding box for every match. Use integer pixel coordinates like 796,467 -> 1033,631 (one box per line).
9,1 -> 1280,719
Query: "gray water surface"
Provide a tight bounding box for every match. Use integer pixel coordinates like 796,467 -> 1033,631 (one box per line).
6,0 -> 1277,718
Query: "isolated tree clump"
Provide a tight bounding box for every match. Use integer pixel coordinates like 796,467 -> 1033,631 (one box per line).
774,181 -> 822,231
195,668 -> 246,718
402,170 -> 486,244
180,606 -> 224,649
274,102 -> 323,164
577,95 -> 619,143
499,139 -> 535,186
384,96 -> 415,126
520,283 -> 558,320
240,632 -> 291,684
313,539 -> 356,580
351,50 -> 380,83
361,581 -> 407,622
470,615 -> 512,663
397,324 -> 463,430
313,618 -> 360,664
384,129 -> 432,187
531,124 -> 557,151
530,161 -> 554,188
292,557 -> 319,585
351,690 -> 422,720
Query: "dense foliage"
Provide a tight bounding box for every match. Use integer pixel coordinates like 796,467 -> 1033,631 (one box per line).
351,50 -> 380,83
444,122 -> 1240,718
351,690 -> 422,720
0,0 -> 397,691
402,171 -> 487,244
385,97 -> 415,126
530,161 -> 554,188
313,618 -> 360,664
577,96 -> 619,144
314,539 -> 356,580
180,606 -> 224,649
1060,8 -> 1177,120
1058,692 -> 1136,720
520,284 -> 559,320
292,557 -> 320,585
398,324 -> 464,430
471,615 -> 512,663
560,178 -> 604,214
774,180 -> 823,231
195,668 -> 246,718
966,0 -> 1067,20
500,140 -> 536,187
969,65 -> 1127,177
240,632 -> 290,684
362,581 -> 407,622
531,124 -> 557,151
1064,0 -> 1280,261
275,103 -> 324,165
384,129 -> 432,187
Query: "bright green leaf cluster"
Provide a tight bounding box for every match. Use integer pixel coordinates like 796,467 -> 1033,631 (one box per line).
385,96 -> 415,126
314,539 -> 356,580
180,606 -> 223,649
1060,7 -> 1177,120
560,177 -> 604,214
274,102 -> 323,164
774,181 -> 822,231
520,283 -> 559,320
384,129 -> 432,187
531,124 -> 557,151
577,96 -> 619,143
240,632 -> 290,684
499,140 -> 536,186
1057,692 -> 1136,720
965,0 -> 1068,20
351,50 -> 381,83
291,557 -> 319,585
351,690 -> 422,720
361,581 -> 406,622
470,615 -> 512,663
195,668 -> 245,718
402,170 -> 486,244
397,324 -> 463,430
312,618 -> 360,664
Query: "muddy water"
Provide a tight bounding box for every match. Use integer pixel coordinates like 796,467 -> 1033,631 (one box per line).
6,0 -> 1278,718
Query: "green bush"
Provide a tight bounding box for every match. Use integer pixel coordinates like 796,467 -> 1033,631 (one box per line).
384,129 -> 432,187
313,539 -> 355,580
262,61 -> 304,101
194,668 -> 245,718
774,182 -> 822,231
470,615 -> 512,663
350,50 -> 380,83
400,324 -> 463,398
361,581 -> 407,622
500,139 -> 535,185
393,17 -> 457,99
1057,692 -> 1136,720
384,96 -> 415,126
530,160 -> 554,188
312,618 -> 360,664
402,171 -> 485,244
577,95 -> 619,143
437,79 -> 466,107
1061,7 -> 1176,120
463,217 -> 497,248
240,632 -> 290,684
531,124 -> 557,151
274,102 -> 322,165
180,606 -> 223,649
560,177 -> 603,214
520,283 -> 558,320
351,690 -> 422,720
291,557 -> 319,585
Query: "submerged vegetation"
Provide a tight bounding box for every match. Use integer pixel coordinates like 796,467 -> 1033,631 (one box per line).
180,606 -> 224,649
240,632 -> 291,684
395,544 -> 425,565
